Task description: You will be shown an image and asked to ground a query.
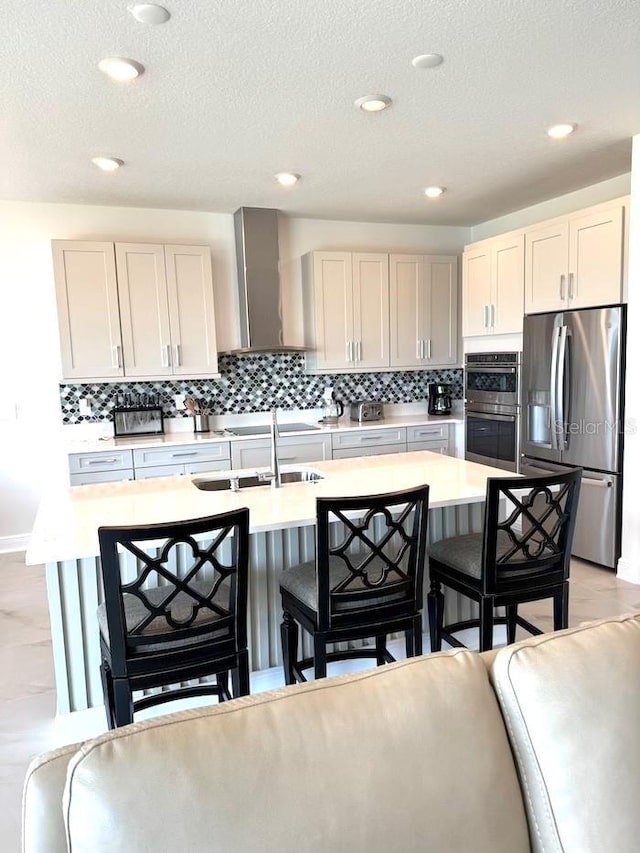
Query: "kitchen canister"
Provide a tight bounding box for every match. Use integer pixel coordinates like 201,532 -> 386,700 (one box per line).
193,414 -> 211,433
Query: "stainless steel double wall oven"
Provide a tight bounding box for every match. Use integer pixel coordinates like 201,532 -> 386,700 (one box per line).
464,352 -> 520,472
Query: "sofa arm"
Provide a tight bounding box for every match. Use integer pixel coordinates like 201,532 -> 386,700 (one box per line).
23,742 -> 81,853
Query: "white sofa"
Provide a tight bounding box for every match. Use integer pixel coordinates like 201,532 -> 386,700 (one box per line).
23,613 -> 640,852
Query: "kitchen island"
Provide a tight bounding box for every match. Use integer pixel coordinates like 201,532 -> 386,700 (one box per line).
27,451 -> 507,714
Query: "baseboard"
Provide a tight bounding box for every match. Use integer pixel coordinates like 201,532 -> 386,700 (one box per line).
616,557 -> 640,585
0,534 -> 29,554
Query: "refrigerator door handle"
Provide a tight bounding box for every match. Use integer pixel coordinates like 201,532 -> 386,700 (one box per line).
556,325 -> 569,450
582,477 -> 613,489
549,325 -> 560,450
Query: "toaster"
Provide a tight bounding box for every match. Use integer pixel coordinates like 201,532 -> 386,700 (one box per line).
349,401 -> 384,422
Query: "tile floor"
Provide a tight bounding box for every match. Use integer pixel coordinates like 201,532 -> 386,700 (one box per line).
2,550 -> 640,851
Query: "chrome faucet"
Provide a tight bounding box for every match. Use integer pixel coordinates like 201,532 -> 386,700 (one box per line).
269,407 -> 281,488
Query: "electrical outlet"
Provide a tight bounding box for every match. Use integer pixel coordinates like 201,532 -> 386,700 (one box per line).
173,394 -> 186,410
79,397 -> 92,416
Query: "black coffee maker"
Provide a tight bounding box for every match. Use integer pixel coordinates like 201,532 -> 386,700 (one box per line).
428,383 -> 452,416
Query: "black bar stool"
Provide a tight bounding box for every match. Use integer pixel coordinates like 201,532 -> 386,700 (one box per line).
280,486 -> 429,683
98,509 -> 250,728
428,469 -> 582,652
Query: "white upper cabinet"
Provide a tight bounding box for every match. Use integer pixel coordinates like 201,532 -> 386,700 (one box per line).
304,251 -> 388,371
165,245 -> 219,376
305,251 -> 354,370
463,234 -> 523,337
305,250 -> 457,372
492,234 -> 525,334
52,241 -> 124,379
116,243 -> 172,377
390,254 -> 457,367
54,240 -> 218,380
525,199 -> 625,314
462,245 -> 492,337
352,253 -> 389,368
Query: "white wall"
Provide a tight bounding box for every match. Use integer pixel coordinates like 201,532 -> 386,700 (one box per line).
617,140 -> 640,583
470,173 -> 631,243
0,202 -> 469,547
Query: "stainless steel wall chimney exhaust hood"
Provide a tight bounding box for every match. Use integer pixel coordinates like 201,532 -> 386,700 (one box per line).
222,207 -> 309,354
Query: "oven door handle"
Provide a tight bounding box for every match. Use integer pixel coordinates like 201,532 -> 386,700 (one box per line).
466,411 -> 516,423
466,366 -> 517,374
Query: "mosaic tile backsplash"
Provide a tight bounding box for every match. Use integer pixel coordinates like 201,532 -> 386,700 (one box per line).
60,353 -> 463,424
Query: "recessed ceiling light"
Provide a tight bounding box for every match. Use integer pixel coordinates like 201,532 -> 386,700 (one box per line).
91,157 -> 124,172
411,54 -> 444,69
129,3 -> 171,25
275,172 -> 300,187
354,95 -> 392,113
98,57 -> 145,82
547,123 -> 576,139
424,186 -> 445,198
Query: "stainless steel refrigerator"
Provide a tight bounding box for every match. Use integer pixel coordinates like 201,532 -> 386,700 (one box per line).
521,305 -> 625,568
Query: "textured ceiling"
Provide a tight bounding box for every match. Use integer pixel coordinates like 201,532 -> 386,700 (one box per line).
1,0 -> 639,225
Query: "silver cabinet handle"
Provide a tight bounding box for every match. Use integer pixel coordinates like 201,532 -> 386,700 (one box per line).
88,458 -> 118,465
111,346 -> 122,368
568,272 -> 574,299
171,451 -> 198,458
161,344 -> 171,368
279,456 -> 296,463
346,341 -> 351,362
490,305 -> 495,328
416,339 -> 421,359
356,340 -> 361,362
359,435 -> 385,441
483,305 -> 489,328
174,344 -> 182,366
560,274 -> 566,300
427,339 -> 432,359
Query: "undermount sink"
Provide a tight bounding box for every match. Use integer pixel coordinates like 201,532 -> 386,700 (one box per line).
193,470 -> 323,491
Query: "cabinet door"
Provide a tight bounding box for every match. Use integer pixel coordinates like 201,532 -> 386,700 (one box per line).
311,252 -> 354,369
352,253 -> 389,368
116,243 -> 171,377
165,245 -> 219,376
52,241 -> 124,379
568,205 -> 624,309
425,255 -> 457,365
389,255 -> 423,368
524,221 -> 569,314
492,235 -> 524,334
462,246 -> 491,337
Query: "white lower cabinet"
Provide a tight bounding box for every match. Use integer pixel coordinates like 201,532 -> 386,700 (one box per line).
70,469 -> 134,486
231,434 -> 332,470
331,427 -> 407,459
67,423 -> 455,483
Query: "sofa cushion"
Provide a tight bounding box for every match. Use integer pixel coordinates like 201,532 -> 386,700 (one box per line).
23,742 -> 82,853
491,612 -> 640,853
63,651 -> 529,853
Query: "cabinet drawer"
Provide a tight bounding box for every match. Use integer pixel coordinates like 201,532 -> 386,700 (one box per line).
406,424 -> 449,443
69,450 -> 133,474
134,465 -> 184,480
132,442 -> 231,468
331,427 -> 406,451
408,439 -> 449,455
230,435 -> 332,470
184,459 -> 232,475
333,443 -> 406,459
70,468 -> 134,485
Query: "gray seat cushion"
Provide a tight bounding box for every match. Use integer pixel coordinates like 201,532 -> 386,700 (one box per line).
279,555 -> 407,613
98,578 -> 231,651
429,531 -> 516,579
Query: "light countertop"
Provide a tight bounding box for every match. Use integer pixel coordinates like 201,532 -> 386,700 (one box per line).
64,413 -> 463,455
27,451 -> 507,565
